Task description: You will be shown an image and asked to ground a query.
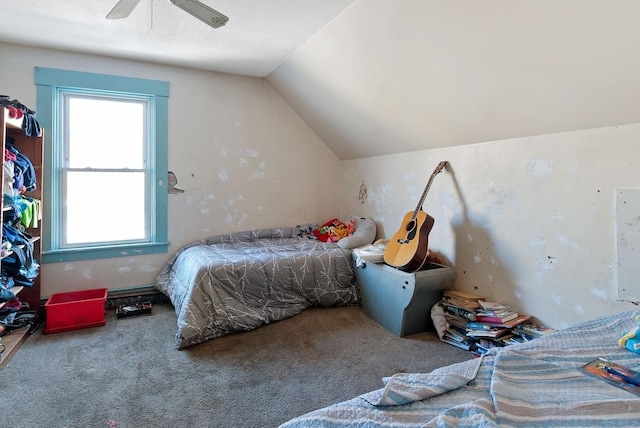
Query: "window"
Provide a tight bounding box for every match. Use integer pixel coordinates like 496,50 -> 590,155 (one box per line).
35,67 -> 170,262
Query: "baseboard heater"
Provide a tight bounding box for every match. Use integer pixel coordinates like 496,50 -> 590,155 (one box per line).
39,286 -> 170,310
106,286 -> 169,309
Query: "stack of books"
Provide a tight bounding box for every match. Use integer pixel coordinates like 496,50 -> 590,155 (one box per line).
434,291 -> 554,355
442,314 -> 479,351
440,290 -> 482,321
439,290 -> 484,350
512,322 -> 557,341
475,300 -> 519,323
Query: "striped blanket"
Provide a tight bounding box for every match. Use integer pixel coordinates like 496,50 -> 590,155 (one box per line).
281,310 -> 640,427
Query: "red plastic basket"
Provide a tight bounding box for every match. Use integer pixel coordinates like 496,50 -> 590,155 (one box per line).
44,288 -> 108,334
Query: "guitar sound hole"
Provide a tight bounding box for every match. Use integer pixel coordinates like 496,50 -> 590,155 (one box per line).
405,220 -> 415,232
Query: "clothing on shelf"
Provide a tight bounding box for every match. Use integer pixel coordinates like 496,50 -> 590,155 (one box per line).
0,96 -> 42,138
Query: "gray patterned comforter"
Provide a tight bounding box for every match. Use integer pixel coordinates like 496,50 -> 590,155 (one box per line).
155,227 -> 359,349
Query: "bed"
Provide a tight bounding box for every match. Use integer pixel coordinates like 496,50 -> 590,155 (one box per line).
280,309 -> 640,427
155,219 -> 375,349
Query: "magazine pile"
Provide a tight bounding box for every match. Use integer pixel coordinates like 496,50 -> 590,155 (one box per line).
432,290 -> 556,355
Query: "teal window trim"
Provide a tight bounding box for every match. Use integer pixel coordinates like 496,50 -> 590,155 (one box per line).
35,67 -> 170,263
43,242 -> 170,263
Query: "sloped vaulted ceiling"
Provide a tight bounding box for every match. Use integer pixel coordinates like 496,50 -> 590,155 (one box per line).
267,0 -> 640,160
2,1 -> 640,160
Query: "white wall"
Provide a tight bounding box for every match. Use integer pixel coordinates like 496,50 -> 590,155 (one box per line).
341,125 -> 640,329
0,42 -> 341,297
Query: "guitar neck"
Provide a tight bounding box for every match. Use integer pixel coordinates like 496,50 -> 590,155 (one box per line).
411,161 -> 448,218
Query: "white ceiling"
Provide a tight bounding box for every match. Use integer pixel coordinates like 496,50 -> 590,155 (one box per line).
0,0 -> 356,77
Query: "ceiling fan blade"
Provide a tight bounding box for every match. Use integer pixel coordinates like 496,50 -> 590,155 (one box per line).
106,0 -> 143,19
170,0 -> 229,29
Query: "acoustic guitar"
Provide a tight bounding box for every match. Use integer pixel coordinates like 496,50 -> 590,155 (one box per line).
383,161 -> 448,272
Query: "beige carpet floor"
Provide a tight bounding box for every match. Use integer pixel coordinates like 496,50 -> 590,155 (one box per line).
0,303 -> 471,428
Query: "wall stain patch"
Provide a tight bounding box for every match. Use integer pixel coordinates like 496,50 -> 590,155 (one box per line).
530,158 -> 553,177
248,171 -> 265,181
557,235 -> 580,250
440,191 -> 458,211
406,184 -> 419,199
139,264 -> 157,273
484,190 -> 509,217
545,254 -> 557,270
223,195 -> 250,228
531,237 -> 557,271
589,287 -> 608,300
404,171 -> 417,181
370,184 -> 392,214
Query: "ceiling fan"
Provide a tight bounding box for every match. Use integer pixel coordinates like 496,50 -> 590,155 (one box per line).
107,0 -> 229,29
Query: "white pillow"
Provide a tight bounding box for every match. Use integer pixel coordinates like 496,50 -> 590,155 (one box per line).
337,216 -> 377,249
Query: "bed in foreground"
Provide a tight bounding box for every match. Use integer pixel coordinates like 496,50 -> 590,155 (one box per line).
280,310 -> 640,427
155,226 -> 363,349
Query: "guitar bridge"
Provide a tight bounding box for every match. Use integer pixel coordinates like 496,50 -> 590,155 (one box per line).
397,239 -> 409,244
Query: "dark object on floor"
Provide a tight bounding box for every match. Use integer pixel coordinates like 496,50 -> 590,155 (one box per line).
0,309 -> 42,336
116,301 -> 152,318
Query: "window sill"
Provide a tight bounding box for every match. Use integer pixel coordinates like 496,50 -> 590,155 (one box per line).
42,241 -> 170,263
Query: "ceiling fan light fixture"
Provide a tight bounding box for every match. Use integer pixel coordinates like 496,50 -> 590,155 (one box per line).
169,0 -> 229,29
